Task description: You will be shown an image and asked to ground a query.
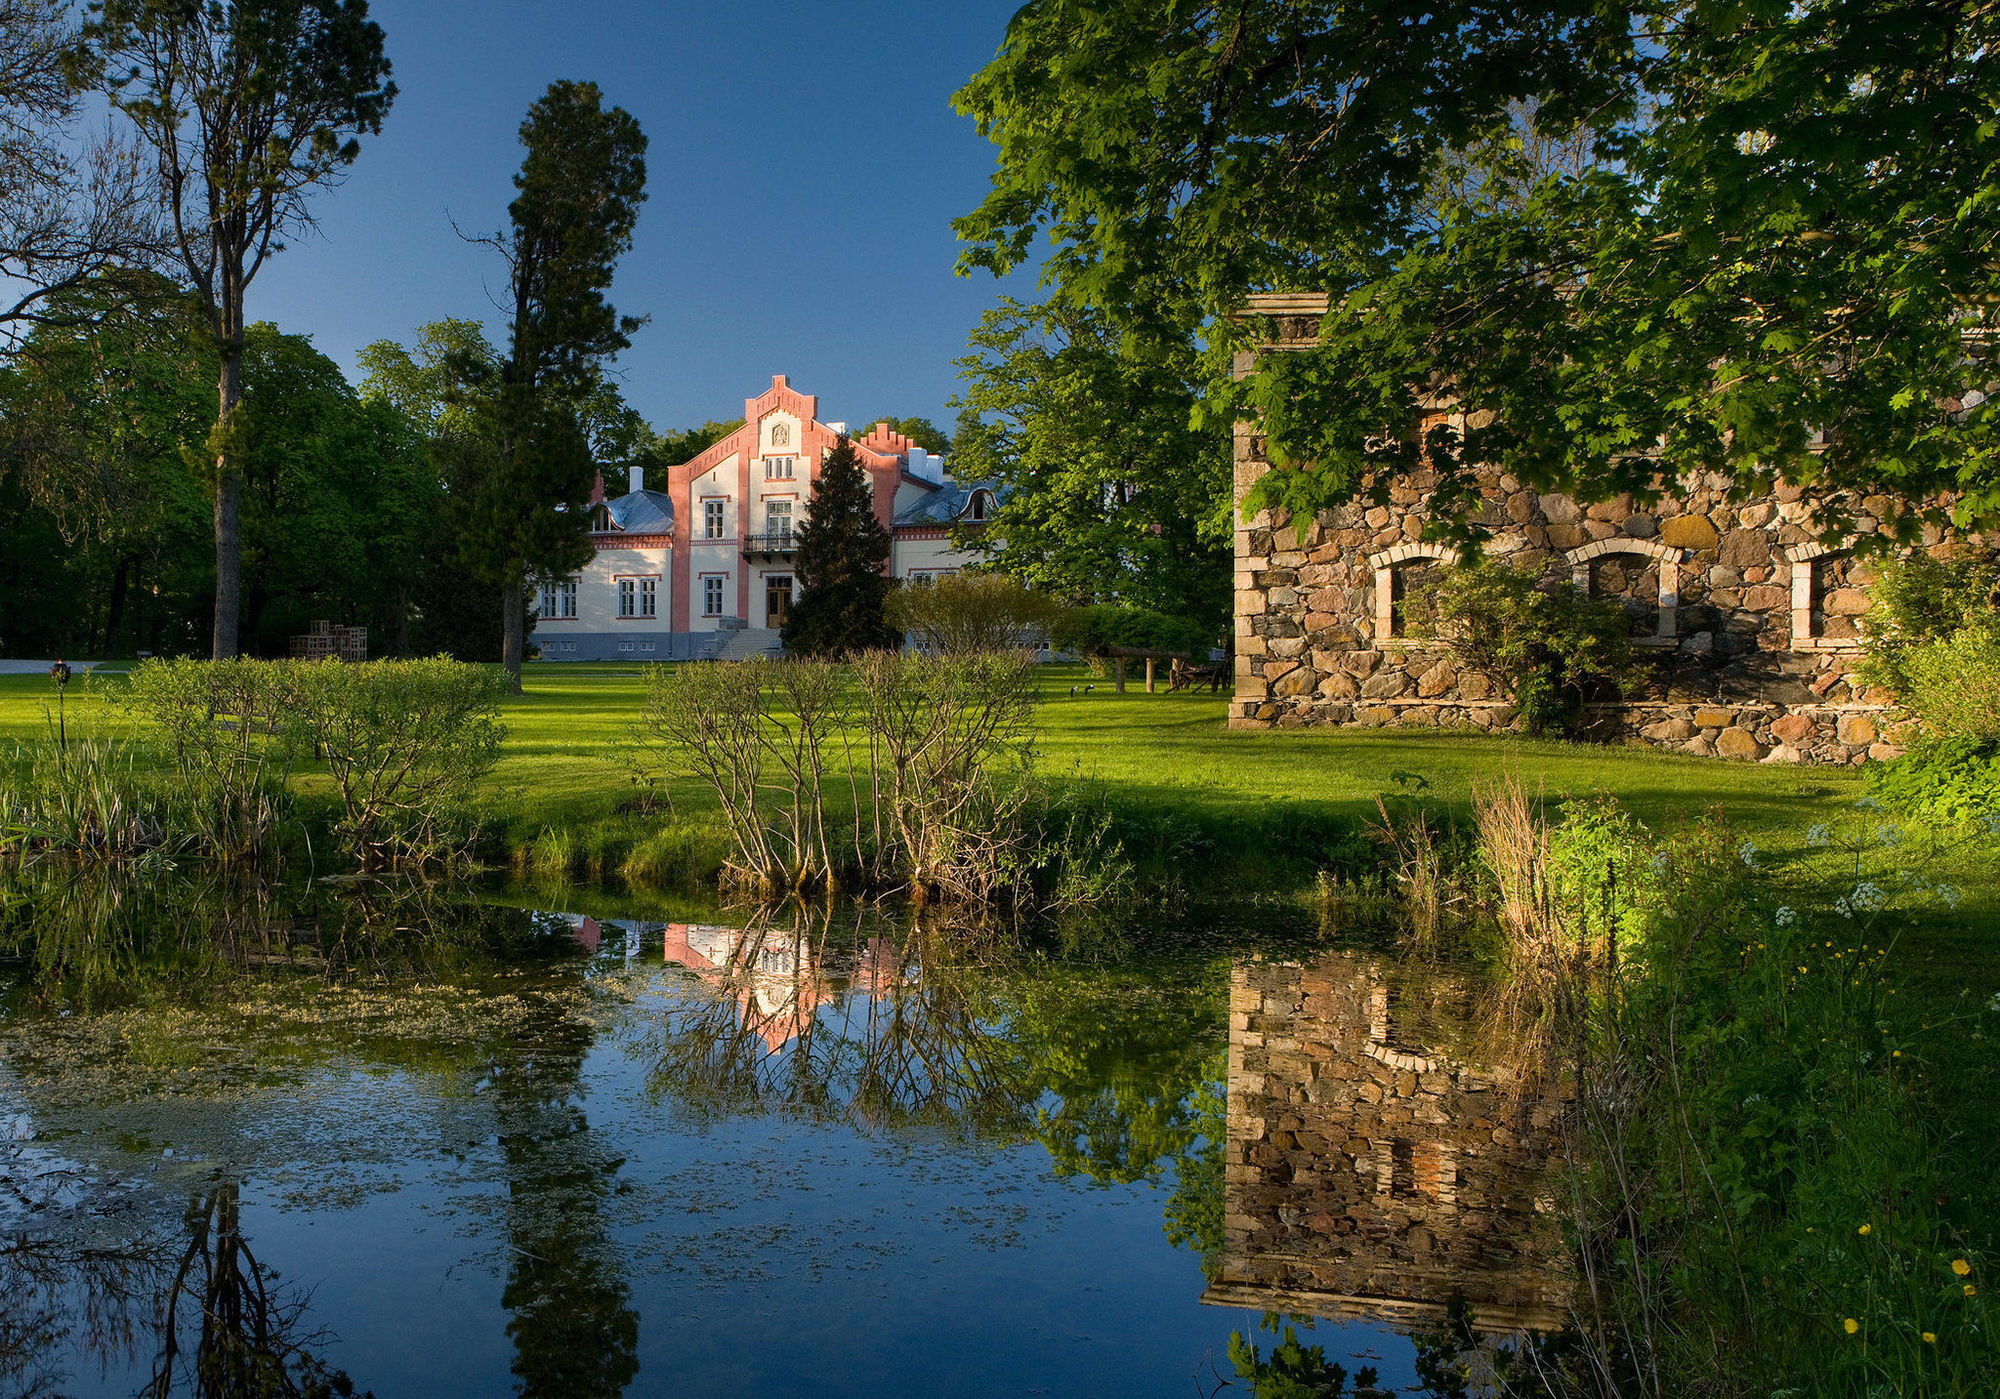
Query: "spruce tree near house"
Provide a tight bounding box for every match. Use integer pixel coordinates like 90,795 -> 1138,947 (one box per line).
782,436 -> 897,657
456,80 -> 647,692
91,0 -> 395,659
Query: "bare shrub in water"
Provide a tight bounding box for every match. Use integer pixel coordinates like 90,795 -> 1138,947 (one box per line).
639,657 -> 846,893
853,649 -> 1038,904
639,651 -> 1039,903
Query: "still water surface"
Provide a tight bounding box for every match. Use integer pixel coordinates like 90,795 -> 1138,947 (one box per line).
0,873 -> 1564,1396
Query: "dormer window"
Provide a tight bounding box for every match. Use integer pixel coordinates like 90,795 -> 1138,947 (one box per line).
591,503 -> 612,532
967,490 -> 991,523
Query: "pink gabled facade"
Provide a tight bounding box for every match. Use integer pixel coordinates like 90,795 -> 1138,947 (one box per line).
532,374 -> 998,661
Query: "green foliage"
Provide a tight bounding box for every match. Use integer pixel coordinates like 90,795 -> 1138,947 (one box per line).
884,573 -> 1061,655
1049,604 -> 1215,660
1227,1324 -> 1377,1398
951,297 -> 1231,628
954,0 -> 2000,535
123,656 -> 294,859
1544,797 -> 1658,950
0,275 -> 217,657
0,722 -> 177,859
285,658 -> 508,867
1857,552 -> 2000,701
1410,559 -> 1630,735
782,438 -> 897,657
1867,737 -> 2000,831
1893,629 -> 2000,749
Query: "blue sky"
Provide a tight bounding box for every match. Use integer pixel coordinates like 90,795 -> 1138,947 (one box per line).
249,0 -> 1035,435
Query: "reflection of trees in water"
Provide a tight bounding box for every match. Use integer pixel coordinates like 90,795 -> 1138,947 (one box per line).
146,1183 -> 361,1399
0,1169 -> 361,1399
490,981 -> 639,1398
645,910 -> 1035,1135
0,860 -> 583,1010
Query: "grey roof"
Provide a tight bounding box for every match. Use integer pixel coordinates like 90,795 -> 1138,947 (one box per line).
601,488 -> 674,534
893,480 -> 1004,529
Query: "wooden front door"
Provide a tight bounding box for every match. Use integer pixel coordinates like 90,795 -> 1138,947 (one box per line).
765,574 -> 793,627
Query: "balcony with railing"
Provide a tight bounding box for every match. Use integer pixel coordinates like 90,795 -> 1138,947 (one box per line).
742,530 -> 798,559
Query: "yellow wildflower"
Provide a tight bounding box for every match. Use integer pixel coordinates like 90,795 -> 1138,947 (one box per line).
1844,1318 -> 1859,1335
1859,1224 -> 1872,1236
1923,1332 -> 1937,1344
1953,1259 -> 1972,1276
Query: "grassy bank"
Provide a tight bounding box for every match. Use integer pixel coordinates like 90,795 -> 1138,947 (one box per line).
0,661 -> 1866,894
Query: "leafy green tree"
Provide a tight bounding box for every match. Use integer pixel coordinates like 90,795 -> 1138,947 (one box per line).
953,0 -> 2000,536
457,80 -> 647,691
236,324 -> 435,654
953,296 -> 1230,628
782,436 -> 896,656
90,0 -> 395,659
647,418 -> 742,466
0,275 -> 214,656
358,320 -> 512,660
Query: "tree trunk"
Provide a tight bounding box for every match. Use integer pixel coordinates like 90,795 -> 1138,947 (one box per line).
502,573 -> 525,694
213,330 -> 244,659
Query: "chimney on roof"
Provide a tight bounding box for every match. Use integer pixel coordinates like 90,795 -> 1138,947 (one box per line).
772,374 -> 788,390
589,470 -> 606,506
630,463 -> 645,493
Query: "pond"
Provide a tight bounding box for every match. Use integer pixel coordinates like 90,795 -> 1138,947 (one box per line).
0,868 -> 1568,1397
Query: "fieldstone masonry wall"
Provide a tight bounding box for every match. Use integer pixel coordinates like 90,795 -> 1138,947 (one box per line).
1230,295 -> 1997,763
1200,953 -> 1569,1333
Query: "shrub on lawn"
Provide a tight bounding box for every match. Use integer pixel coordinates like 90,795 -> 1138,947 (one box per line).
1409,559 -> 1631,736
1858,552 -> 2000,827
285,658 -> 508,868
885,572 -> 1061,654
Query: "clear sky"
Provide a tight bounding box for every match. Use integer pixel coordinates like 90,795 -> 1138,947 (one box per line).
247,0 -> 1035,437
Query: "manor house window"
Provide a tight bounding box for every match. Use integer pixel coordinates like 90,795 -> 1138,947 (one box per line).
618,576 -> 657,620
536,579 -> 576,621
1565,539 -> 1681,645
764,456 -> 795,481
703,575 -> 725,616
704,499 -> 725,539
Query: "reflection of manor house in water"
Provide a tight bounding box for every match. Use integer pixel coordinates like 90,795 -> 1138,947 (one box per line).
657,922 -> 905,1054
1201,954 -> 1569,1333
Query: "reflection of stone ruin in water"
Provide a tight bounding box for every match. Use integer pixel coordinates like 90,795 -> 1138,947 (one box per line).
1201,953 -> 1570,1333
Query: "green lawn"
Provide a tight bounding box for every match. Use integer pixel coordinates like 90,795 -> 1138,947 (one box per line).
0,658 -> 1869,834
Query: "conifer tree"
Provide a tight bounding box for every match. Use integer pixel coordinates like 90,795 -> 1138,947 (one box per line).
782,437 -> 896,657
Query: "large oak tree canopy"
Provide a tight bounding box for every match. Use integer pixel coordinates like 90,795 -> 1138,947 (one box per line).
954,0 -> 2000,538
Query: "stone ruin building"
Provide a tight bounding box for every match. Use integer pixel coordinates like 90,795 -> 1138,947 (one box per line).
1229,294 -> 1999,763
1201,952 -> 1569,1334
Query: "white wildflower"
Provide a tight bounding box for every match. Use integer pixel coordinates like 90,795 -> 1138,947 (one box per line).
1774,906 -> 1798,927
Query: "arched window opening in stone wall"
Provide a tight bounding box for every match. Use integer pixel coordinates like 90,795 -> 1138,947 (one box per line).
1566,539 -> 1681,646
1787,544 -> 1870,650
1368,543 -> 1456,643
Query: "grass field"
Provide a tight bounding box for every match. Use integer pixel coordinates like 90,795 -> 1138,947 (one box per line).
2,658 -> 1865,863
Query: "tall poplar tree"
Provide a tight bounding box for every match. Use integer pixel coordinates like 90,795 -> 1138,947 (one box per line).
458,79 -> 647,692
782,437 -> 896,657
91,0 -> 395,658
